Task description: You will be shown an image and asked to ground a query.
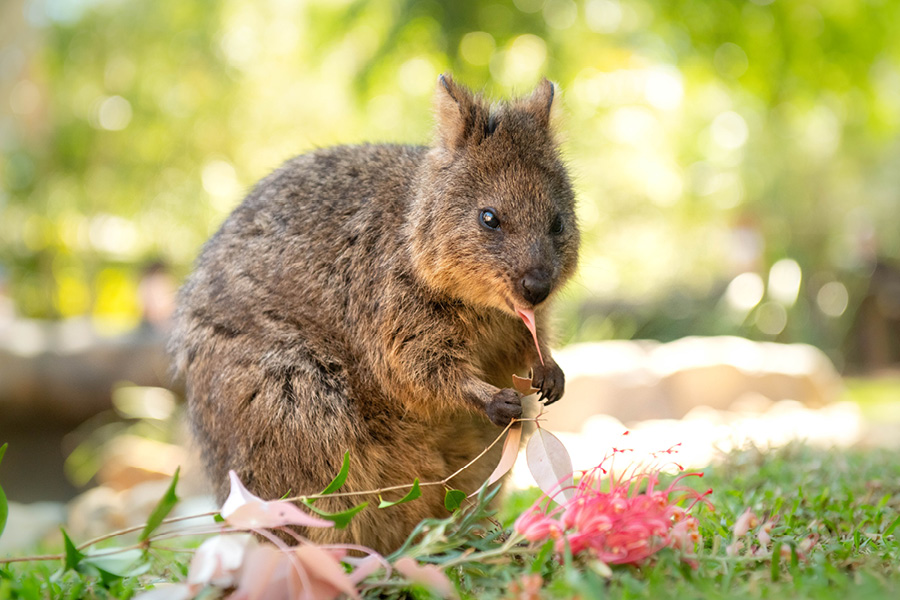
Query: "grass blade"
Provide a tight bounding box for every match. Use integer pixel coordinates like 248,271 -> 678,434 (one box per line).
0,443 -> 7,540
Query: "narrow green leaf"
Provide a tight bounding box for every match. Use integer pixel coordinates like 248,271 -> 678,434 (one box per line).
884,515 -> 900,537
378,479 -> 421,509
302,500 -> 368,529
213,513 -> 225,523
530,540 -> 555,574
0,443 -> 7,539
444,489 -> 466,512
770,541 -> 782,581
61,528 -> 85,572
139,467 -> 180,542
310,451 -> 350,504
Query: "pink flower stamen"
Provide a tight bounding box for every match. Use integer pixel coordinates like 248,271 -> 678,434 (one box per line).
514,449 -> 714,566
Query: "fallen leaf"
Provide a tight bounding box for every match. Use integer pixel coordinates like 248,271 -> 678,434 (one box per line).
511,373 -> 539,395
515,308 -> 543,366
526,428 -> 574,502
486,423 -> 523,487
394,557 -> 454,598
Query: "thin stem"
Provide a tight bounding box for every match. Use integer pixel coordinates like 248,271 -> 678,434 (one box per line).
1,416 -> 533,566
285,417 -> 526,503
76,510 -> 219,551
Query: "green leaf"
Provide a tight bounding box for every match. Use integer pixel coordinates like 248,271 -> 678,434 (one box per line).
83,549 -> 150,582
530,540 -> 555,574
379,479 -> 421,509
61,528 -> 85,572
139,467 -> 180,542
213,513 -> 225,523
770,541 -> 782,581
310,451 -> 350,504
884,515 -> 900,537
302,500 -> 368,529
0,443 -> 7,540
444,489 -> 466,512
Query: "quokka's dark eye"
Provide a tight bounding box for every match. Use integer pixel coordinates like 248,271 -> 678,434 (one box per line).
480,208 -> 501,230
550,214 -> 564,235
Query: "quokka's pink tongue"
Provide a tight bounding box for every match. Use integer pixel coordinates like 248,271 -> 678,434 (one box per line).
516,307 -> 544,366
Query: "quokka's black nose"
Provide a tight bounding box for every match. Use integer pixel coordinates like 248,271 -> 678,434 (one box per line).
520,269 -> 552,305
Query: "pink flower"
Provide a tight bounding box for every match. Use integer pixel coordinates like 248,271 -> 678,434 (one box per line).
514,453 -> 713,565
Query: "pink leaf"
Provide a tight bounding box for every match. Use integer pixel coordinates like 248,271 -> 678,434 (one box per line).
226,500 -> 334,530
294,545 -> 361,600
526,428 -> 574,502
222,470 -> 333,529
515,308 -> 544,366
231,545 -> 292,600
347,554 -> 385,584
486,423 -> 523,487
394,557 -> 454,598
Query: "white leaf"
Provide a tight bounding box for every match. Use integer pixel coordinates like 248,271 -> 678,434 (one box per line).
133,583 -> 196,600
221,470 -> 264,517
526,428 -> 574,502
187,534 -> 250,587
486,423 -> 523,487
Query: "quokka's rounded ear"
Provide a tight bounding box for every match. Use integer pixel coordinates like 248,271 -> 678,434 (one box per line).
526,78 -> 558,129
433,73 -> 487,150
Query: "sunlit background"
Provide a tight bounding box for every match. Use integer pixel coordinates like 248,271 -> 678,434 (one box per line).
1,0 -> 900,519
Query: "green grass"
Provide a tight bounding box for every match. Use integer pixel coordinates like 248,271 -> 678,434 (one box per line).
3,443 -> 900,599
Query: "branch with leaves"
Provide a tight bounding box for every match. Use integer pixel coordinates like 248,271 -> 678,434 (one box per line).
0,391 -> 715,599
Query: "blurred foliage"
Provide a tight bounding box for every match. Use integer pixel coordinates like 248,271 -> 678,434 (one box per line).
2,0 -> 900,368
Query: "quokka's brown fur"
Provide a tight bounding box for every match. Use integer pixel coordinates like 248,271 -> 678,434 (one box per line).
169,74 -> 580,553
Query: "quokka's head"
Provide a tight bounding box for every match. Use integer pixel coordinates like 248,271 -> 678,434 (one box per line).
409,74 -> 580,319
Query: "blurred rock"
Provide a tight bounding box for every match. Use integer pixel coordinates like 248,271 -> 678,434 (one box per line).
67,478 -> 217,541
546,336 -> 843,432
0,501 -> 66,554
98,435 -> 188,491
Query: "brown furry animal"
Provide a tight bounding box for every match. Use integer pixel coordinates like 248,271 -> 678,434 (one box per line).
169,74 -> 580,553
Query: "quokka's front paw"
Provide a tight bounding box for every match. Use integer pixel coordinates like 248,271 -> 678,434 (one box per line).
532,361 -> 565,405
486,388 -> 523,426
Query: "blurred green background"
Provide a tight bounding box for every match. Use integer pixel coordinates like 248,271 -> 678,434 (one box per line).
2,0 -> 900,371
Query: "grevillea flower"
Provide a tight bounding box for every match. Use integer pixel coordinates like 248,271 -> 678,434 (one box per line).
514,450 -> 713,565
